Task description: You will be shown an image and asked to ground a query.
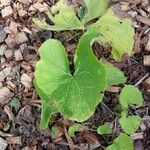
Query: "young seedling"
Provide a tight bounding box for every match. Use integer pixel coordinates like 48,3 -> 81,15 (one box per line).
34,29 -> 126,129
119,85 -> 143,135
97,123 -> 112,135
33,0 -> 143,149
97,85 -> 143,149
106,133 -> 133,150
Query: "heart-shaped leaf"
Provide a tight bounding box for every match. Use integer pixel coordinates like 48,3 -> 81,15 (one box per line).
97,123 -> 112,135
103,63 -> 126,88
119,112 -> 141,135
34,29 -> 106,129
106,133 -> 133,150
119,85 -> 143,109
92,9 -> 135,60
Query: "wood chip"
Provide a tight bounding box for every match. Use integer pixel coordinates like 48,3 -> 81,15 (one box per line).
147,6 -> 150,13
0,30 -> 7,44
143,55 -> 150,66
21,147 -> 32,150
145,37 -> 150,51
121,2 -> 130,11
6,136 -> 22,145
18,0 -> 31,5
21,73 -> 32,89
0,131 -> 13,137
4,49 -> 13,59
7,81 -> 16,90
143,77 -> 150,92
140,122 -> 146,131
0,87 -> 13,105
18,9 -> 27,17
139,9 -> 147,17
14,49 -> 23,61
0,0 -> 11,6
15,32 -> 28,44
0,137 -> 8,150
131,132 -> 143,140
134,141 -> 143,150
0,44 -> 7,56
1,58 -> 5,64
136,15 -> 150,26
83,131 -> 98,145
9,21 -> 19,35
142,0 -> 149,7
0,82 -> 3,88
0,67 -> 11,82
32,2 -> 49,12
1,6 -> 13,18
106,86 -> 121,93
134,33 -> 141,53
23,27 -> 32,34
20,43 -> 27,51
5,35 -> 15,48
4,105 -> 15,121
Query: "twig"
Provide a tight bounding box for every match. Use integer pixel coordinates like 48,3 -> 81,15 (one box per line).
101,102 -> 116,115
134,73 -> 149,86
112,117 -> 118,135
64,127 -> 75,150
0,131 -> 13,137
136,15 -> 150,26
4,105 -> 15,121
56,142 -> 83,150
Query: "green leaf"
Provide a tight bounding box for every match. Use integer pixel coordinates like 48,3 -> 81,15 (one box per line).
9,98 -> 21,112
119,85 -> 143,109
34,29 -> 106,129
103,63 -> 126,88
33,0 -> 84,31
3,122 -> 11,132
92,9 -> 134,60
78,6 -> 85,20
106,133 -> 133,150
32,18 -> 51,30
68,124 -> 81,137
83,0 -> 110,23
119,112 -> 141,135
97,123 -> 112,135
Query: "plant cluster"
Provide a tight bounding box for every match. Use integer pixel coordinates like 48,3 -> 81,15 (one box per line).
33,0 -> 143,149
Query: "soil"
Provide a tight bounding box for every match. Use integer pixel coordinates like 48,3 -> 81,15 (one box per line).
0,0 -> 150,150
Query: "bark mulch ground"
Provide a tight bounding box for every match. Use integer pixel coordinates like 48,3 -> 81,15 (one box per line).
0,0 -> 150,149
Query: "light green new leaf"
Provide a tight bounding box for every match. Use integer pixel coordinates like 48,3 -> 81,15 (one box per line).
9,98 -> 21,112
92,9 -> 134,60
97,123 -> 112,135
106,133 -> 133,150
33,0 -> 84,31
119,85 -> 143,109
34,29 -> 106,129
103,63 -> 126,88
68,124 -> 81,137
83,0 -> 110,23
32,19 -> 52,30
119,112 -> 141,135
